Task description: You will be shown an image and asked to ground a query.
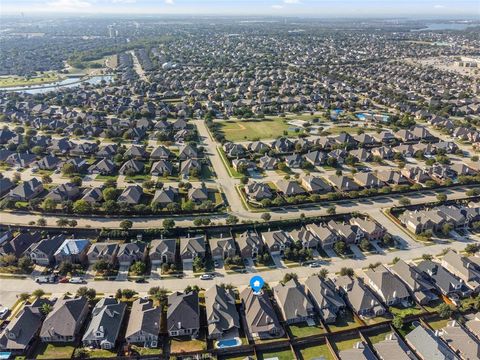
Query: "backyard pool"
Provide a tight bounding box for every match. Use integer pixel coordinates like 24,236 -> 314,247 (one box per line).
216,337 -> 241,348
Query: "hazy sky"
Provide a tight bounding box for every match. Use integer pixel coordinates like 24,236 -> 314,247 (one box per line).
1,0 -> 479,17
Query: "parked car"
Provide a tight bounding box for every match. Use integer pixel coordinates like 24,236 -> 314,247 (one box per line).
200,274 -> 214,280
69,277 -> 85,284
35,275 -> 56,283
0,307 -> 9,319
309,262 -> 322,268
58,277 -> 69,283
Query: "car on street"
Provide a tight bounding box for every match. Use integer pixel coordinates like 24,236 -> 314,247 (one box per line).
69,277 -> 85,284
35,275 -> 56,283
200,274 -> 214,280
135,278 -> 147,283
309,262 -> 322,268
0,307 -> 9,320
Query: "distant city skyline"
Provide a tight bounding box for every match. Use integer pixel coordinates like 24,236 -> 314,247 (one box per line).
1,0 -> 479,17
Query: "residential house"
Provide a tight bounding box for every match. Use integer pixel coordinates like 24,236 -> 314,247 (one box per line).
152,186 -> 178,208
82,298 -> 126,350
167,291 -> 200,337
289,227 -> 319,249
40,296 -> 89,343
54,239 -> 90,264
376,170 -> 409,185
303,150 -> 326,166
0,178 -> 15,197
240,287 -> 283,340
88,159 -> 116,175
275,179 -> 306,196
149,239 -> 177,265
306,223 -> 337,249
0,231 -> 41,258
261,230 -> 292,256
258,155 -> 278,170
438,320 -> 480,360
334,276 -> 385,318
125,298 -> 161,348
8,178 -> 43,201
117,242 -> 146,266
235,230 -> 263,259
364,265 -> 411,306
326,175 -> 360,192
244,182 -> 273,201
339,341 -> 378,360
180,235 -> 206,261
119,159 -> 144,175
150,160 -> 174,176
188,184 -> 209,203
390,260 -> 438,305
210,236 -> 237,260
273,279 -> 314,324
353,172 -> 384,189
350,218 -> 386,241
46,183 -> 80,202
305,275 -> 346,324
301,175 -> 332,194
405,325 -> 459,360
205,285 -> 240,340
441,250 -> 480,292
373,333 -> 417,360
26,234 -> 66,266
328,220 -> 362,244
0,298 -> 52,355
417,260 -> 471,299
117,185 -> 143,204
87,242 -> 119,265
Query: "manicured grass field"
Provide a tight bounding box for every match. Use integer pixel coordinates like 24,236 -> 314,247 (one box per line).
327,309 -> 362,332
258,349 -> 294,360
427,317 -> 450,330
84,349 -> 117,358
170,337 -> 206,353
34,343 -> 76,359
333,337 -> 363,353
389,305 -> 425,317
288,319 -> 327,338
298,343 -> 334,360
218,117 -> 301,141
0,72 -> 64,88
366,330 -> 392,345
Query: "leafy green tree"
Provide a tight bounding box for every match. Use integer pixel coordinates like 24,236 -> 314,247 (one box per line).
436,193 -> 447,202
465,244 -> 480,255
334,241 -> 346,255
226,215 -> 239,225
163,219 -> 175,230
261,213 -> 271,222
32,289 -> 45,298
422,254 -> 433,261
339,267 -> 354,277
18,292 -> 30,302
76,287 -> 96,300
318,268 -> 329,279
359,239 -> 370,252
130,261 -> 146,275
102,187 -> 117,201
93,260 -> 109,273
68,219 -> 78,228
148,286 -> 168,303
327,205 -> 336,215
120,220 -> 133,231
438,303 -> 453,318
282,272 -> 298,284
121,289 -> 137,299
56,218 -> 69,227
392,315 -> 404,329
37,217 -> 47,226
398,197 -> 411,206
73,200 -> 91,214
40,303 -> 53,315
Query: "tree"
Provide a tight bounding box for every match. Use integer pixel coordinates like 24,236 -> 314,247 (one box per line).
436,193 -> 447,203
438,303 -> 453,318
69,219 -> 78,228
73,348 -> 90,359
226,215 -> 239,225
318,268 -> 329,279
40,303 -> 53,315
120,220 -> 133,231
18,256 -> 32,272
163,219 -> 175,230
465,244 -> 480,255
76,287 -> 96,300
339,267 -> 354,277
441,223 -> 453,236
37,217 -> 47,226
359,239 -> 370,252
148,286 -> 168,303
282,272 -> 298,284
193,218 -> 202,226
382,233 -> 394,248
93,260 -> 109,273
398,197 -> 411,206
32,289 -> 45,298
115,288 -> 123,299
334,241 -> 346,255
422,254 -> 433,261
102,187 -> 117,201
56,218 -> 69,226
392,257 -> 401,264
466,189 -> 479,197
261,213 -> 271,222
130,261 -> 146,275
41,174 -> 52,184
392,315 -> 404,329
192,256 -> 204,271
327,205 -> 336,215
122,289 -> 137,299
61,163 -> 76,176
18,292 -> 30,302
73,200 -> 91,214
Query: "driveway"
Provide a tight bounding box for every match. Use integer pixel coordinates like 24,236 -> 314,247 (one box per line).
116,264 -> 129,281
182,260 -> 194,278
150,264 -> 161,280
271,254 -> 285,269
244,258 -> 257,273
349,244 -> 365,260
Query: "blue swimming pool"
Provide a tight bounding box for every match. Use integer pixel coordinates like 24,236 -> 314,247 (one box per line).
216,338 -> 241,348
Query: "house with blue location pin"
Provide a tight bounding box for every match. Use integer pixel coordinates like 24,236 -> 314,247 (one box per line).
250,275 -> 264,294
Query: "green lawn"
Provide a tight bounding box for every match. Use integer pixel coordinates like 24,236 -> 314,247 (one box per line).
288,319 -> 327,338
95,174 -> 119,181
427,317 -> 450,330
363,314 -> 392,326
423,298 -> 447,313
389,305 -> 425,317
298,343 -> 334,360
217,147 -> 243,178
366,330 -> 392,345
84,349 -> 117,358
170,337 -> 206,353
218,117 -> 301,141
327,309 -> 362,333
258,349 -> 295,360
0,72 -> 64,88
333,337 -> 362,353
34,343 -> 76,359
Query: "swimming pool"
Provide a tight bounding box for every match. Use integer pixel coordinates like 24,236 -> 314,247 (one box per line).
216,337 -> 241,348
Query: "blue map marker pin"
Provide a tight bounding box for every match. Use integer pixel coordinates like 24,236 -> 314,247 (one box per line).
250,275 -> 264,294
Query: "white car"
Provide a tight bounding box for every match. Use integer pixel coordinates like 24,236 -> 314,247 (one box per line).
309,262 -> 321,268
35,275 -> 55,283
69,277 -> 85,284
200,274 -> 214,280
0,307 -> 9,319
